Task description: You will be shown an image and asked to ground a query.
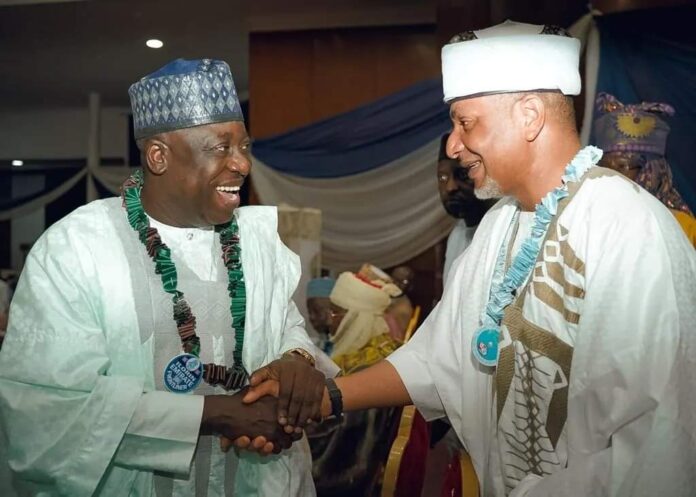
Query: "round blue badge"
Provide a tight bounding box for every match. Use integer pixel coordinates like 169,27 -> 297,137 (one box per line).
472,327 -> 500,367
164,353 -> 203,393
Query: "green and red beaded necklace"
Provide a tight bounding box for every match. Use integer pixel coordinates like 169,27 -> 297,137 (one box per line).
122,170 -> 248,391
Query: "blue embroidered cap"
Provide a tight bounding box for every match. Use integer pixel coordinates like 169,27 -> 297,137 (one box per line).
129,58 -> 244,140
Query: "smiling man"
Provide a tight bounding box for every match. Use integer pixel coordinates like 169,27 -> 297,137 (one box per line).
0,59 -> 325,497
244,21 -> 696,496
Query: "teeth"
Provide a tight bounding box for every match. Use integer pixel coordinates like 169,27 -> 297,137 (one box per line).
216,186 -> 240,193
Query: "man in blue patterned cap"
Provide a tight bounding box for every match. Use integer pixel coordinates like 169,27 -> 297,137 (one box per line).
0,59 -> 328,496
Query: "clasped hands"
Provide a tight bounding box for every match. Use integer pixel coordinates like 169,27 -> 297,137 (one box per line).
201,354 -> 326,456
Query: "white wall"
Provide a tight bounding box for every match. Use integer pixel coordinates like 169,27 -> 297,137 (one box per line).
0,106 -> 130,161
1,104 -> 130,271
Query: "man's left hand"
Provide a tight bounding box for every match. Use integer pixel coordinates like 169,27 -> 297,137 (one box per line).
243,352 -> 325,431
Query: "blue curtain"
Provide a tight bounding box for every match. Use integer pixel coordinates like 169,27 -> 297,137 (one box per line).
595,7 -> 696,210
252,79 -> 451,178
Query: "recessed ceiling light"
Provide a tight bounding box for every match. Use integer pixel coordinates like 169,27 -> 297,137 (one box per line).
12,160 -> 23,167
146,39 -> 164,49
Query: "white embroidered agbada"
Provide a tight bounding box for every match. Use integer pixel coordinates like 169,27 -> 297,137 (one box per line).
388,167 -> 696,496
0,197 -> 319,497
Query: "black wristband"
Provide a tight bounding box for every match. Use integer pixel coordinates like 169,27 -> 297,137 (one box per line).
325,377 -> 343,417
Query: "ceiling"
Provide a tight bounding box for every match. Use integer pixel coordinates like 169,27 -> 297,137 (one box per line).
3,0 -> 687,111
0,0 -> 435,110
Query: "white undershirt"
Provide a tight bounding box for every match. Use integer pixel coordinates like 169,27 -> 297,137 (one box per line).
148,217 -> 218,281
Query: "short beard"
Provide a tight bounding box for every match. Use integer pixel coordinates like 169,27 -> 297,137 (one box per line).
474,175 -> 504,200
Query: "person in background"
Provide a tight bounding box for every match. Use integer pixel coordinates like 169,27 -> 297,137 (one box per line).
593,92 -> 696,246
437,133 -> 496,284
328,271 -> 401,370
385,265 -> 415,341
307,271 -> 402,497
306,277 -> 336,353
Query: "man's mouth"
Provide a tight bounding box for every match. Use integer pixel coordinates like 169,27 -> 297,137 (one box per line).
215,185 -> 241,195
214,184 -> 242,211
463,160 -> 483,179
463,160 -> 481,170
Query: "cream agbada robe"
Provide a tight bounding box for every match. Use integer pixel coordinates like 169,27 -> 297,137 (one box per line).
388,168 -> 696,497
0,198 -> 318,497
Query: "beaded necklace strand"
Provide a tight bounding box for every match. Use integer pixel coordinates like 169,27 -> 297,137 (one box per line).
122,170 -> 248,390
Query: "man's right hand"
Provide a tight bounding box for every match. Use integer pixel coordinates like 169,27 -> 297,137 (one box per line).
201,389 -> 298,454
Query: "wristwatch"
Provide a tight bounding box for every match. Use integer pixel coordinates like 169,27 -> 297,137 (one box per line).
325,377 -> 343,418
283,348 -> 316,368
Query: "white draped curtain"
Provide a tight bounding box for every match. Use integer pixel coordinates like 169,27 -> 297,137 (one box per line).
251,137 -> 454,271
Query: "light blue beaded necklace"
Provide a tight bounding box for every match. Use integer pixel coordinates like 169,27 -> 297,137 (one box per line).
472,146 -> 603,367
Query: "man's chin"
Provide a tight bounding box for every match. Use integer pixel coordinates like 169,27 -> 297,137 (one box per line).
205,214 -> 234,228
474,177 -> 504,200
444,200 -> 470,218
444,206 -> 465,218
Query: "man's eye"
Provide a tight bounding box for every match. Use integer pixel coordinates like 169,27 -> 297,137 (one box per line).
459,119 -> 476,131
438,174 -> 448,183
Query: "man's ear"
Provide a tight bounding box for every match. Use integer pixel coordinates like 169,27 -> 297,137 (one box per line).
143,138 -> 169,176
517,94 -> 546,142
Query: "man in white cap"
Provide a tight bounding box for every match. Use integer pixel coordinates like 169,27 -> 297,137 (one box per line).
245,21 -> 696,496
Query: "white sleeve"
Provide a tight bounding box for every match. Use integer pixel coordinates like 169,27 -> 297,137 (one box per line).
513,197 -> 696,497
278,298 -> 317,357
0,234 -> 142,497
0,226 -> 210,495
387,304 -> 446,421
274,233 -> 340,377
112,391 -> 203,474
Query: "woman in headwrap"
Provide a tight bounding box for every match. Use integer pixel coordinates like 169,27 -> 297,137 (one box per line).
327,271 -> 402,370
593,92 -> 696,246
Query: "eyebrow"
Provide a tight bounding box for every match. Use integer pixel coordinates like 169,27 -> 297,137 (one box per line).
450,109 -> 474,121
207,132 -> 251,144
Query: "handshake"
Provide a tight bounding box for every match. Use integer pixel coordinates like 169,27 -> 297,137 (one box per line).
200,353 -> 328,455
